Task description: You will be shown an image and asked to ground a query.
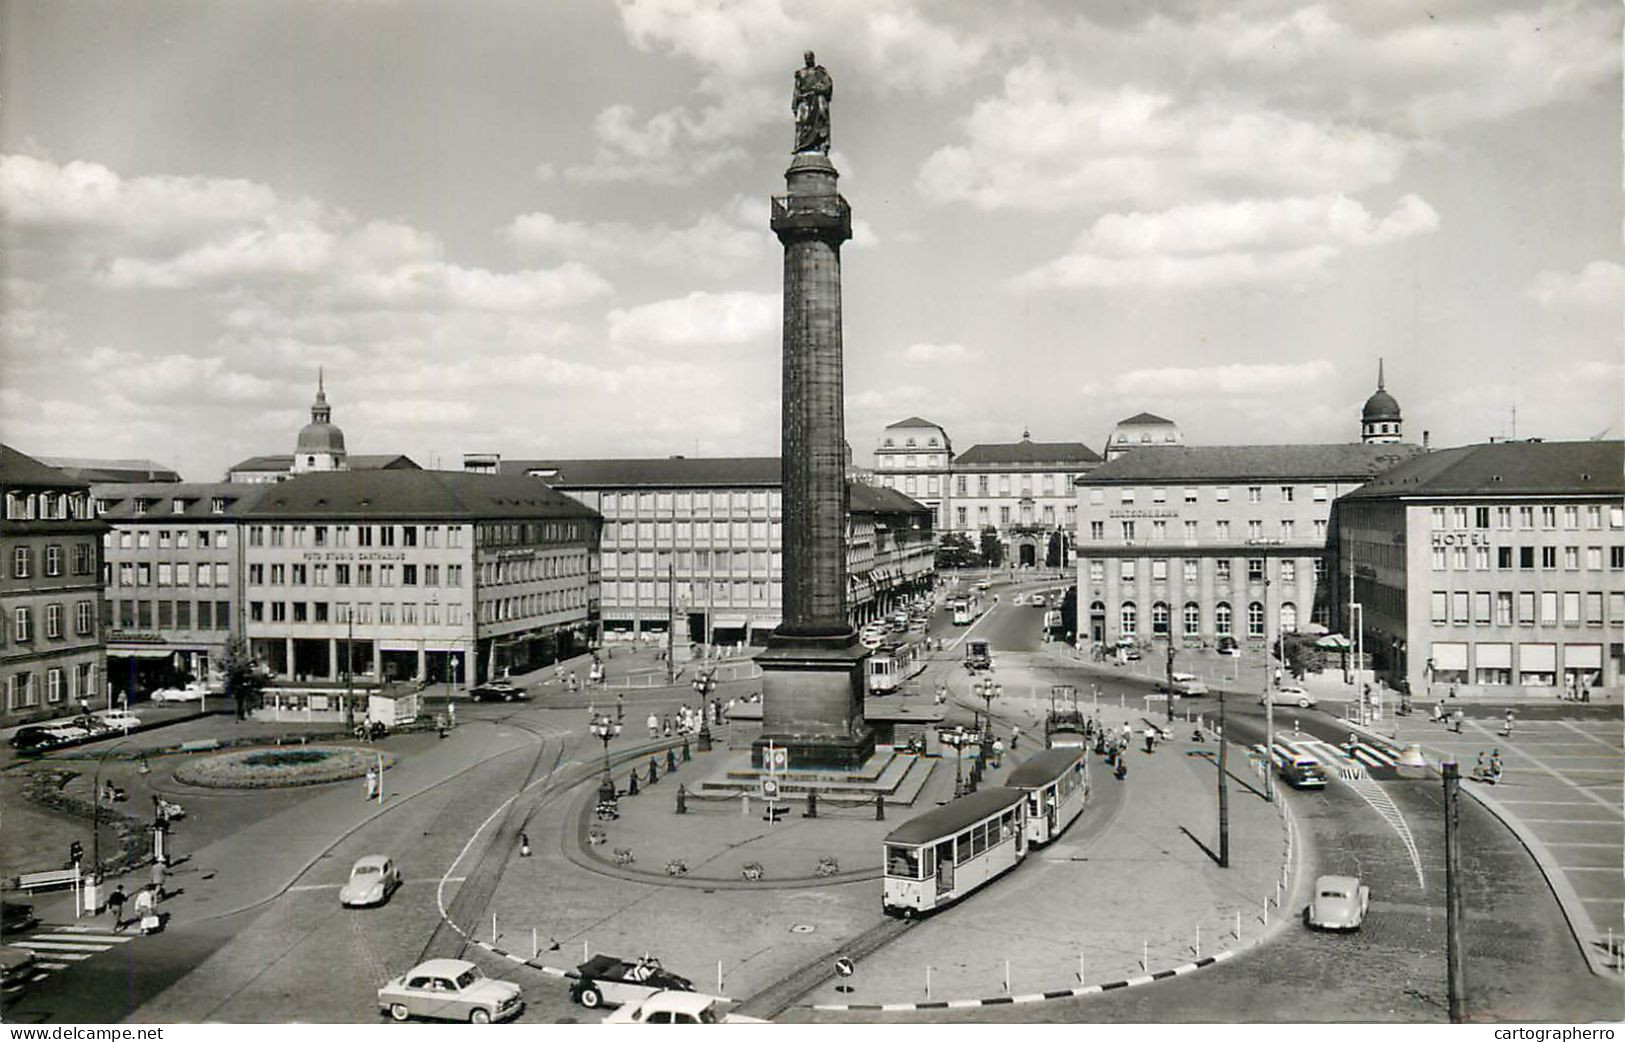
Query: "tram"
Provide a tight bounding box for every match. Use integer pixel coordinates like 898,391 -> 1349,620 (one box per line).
865,640 -> 921,695
1005,746 -> 1089,847
882,787 -> 1026,917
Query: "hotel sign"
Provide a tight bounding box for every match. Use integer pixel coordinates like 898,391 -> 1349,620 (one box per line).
1430,533 -> 1492,547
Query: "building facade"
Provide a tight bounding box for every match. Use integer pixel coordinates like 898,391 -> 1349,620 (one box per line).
92,483 -> 257,697
872,417 -> 953,531
1104,412 -> 1184,461
947,432 -> 1100,565
1334,440 -> 1624,696
1075,444 -> 1420,649
495,457 -> 935,646
238,471 -> 600,688
1,446 -> 107,724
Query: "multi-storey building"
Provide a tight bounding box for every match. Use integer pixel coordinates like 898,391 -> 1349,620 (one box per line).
1075,444 -> 1420,648
947,432 -> 1101,566
91,482 -> 259,697
1333,440 -> 1624,697
493,457 -> 934,645
1,446 -> 107,724
1103,412 -> 1184,461
872,418 -> 953,531
238,471 -> 600,688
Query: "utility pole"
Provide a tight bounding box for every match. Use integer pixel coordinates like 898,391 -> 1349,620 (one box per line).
666,561 -> 676,686
1216,690 -> 1230,868
1443,758 -> 1467,1022
1164,634 -> 1175,726
1263,575 -> 1275,802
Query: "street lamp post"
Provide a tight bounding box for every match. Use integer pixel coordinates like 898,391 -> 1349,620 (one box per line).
974,675 -> 1001,759
1164,635 -> 1176,726
590,714 -> 621,804
1216,691 -> 1230,868
1262,577 -> 1275,803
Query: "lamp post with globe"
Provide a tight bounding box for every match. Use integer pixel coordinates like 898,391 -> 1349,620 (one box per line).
974,675 -> 1002,762
590,714 -> 621,804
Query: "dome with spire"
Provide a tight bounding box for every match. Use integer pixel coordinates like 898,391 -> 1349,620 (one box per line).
1361,358 -> 1402,421
294,369 -> 348,461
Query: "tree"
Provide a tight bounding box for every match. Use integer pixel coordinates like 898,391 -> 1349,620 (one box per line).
1058,584 -> 1078,642
1045,531 -> 1064,568
934,532 -> 978,571
220,637 -> 267,721
978,526 -> 1004,567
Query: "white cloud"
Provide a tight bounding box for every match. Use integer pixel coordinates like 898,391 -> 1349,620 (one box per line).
606,290 -> 778,347
919,63 -> 1408,213
1109,361 -> 1338,397
1012,194 -> 1438,292
505,203 -> 767,278
901,342 -> 972,363
1525,260 -> 1625,309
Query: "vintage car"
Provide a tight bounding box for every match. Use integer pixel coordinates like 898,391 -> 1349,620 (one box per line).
150,681 -> 211,703
1261,685 -> 1317,709
1305,874 -> 1370,931
1,901 -> 38,935
340,855 -> 403,908
469,679 -> 527,703
602,990 -> 766,1024
0,945 -> 38,989
377,959 -> 523,1023
571,954 -> 695,1009
1156,672 -> 1209,696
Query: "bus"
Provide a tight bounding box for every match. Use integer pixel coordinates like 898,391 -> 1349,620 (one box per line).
882,787 -> 1027,917
1005,747 -> 1089,846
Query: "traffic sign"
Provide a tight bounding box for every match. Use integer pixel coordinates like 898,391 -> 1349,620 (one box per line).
761,777 -> 780,800
769,747 -> 788,771
834,957 -> 854,978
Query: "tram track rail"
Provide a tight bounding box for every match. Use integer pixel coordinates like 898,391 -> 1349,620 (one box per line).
732,914 -> 915,1020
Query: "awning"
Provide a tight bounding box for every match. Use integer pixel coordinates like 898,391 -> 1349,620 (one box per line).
1519,643 -> 1556,672
1475,643 -> 1512,669
1565,644 -> 1603,669
1316,634 -> 1352,650
107,647 -> 179,659
1430,642 -> 1468,671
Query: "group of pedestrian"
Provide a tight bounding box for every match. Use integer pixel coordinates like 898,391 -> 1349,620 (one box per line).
1431,701 -> 1468,733
1561,674 -> 1593,702
106,875 -> 164,933
1470,748 -> 1505,785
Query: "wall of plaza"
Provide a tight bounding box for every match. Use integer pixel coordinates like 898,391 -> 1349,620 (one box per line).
1339,496 -> 1625,695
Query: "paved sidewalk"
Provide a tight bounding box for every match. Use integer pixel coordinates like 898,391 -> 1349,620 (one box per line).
1379,710 -> 1623,976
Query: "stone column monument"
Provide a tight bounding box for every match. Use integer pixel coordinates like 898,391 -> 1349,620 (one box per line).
755,52 -> 875,770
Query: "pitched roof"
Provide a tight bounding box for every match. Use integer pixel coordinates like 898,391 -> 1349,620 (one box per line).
885,417 -> 943,430
1080,443 -> 1422,484
239,470 -> 601,521
1341,441 -> 1623,500
1117,412 -> 1174,425
229,455 -> 295,473
500,457 -> 782,488
0,445 -> 87,491
849,482 -> 931,516
228,453 -> 420,475
954,441 -> 1101,466
90,482 -> 266,520
39,457 -> 182,483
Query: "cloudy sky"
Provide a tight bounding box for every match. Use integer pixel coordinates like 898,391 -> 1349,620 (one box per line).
3,0 -> 1620,480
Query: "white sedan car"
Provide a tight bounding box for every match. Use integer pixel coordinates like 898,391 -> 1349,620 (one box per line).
1260,685 -> 1317,709
603,991 -> 764,1024
150,681 -> 211,703
1306,874 -> 1370,931
377,959 -> 523,1023
340,855 -> 403,908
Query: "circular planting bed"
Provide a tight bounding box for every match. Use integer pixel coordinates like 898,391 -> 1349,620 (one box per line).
173,745 -> 395,789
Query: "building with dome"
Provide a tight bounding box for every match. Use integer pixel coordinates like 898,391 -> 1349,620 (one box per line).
226,373 -> 420,483
1361,360 -> 1404,444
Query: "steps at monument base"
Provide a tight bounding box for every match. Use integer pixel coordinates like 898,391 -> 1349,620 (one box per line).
698,748 -> 934,805
723,750 -> 896,785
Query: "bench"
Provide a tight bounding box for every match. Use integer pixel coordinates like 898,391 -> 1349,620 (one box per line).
16,868 -> 80,893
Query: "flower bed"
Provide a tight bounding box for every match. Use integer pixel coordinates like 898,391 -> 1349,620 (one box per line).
173,745 -> 394,789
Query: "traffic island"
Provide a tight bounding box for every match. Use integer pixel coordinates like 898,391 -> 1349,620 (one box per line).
172,745 -> 396,789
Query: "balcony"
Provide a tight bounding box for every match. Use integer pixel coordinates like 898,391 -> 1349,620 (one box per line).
770,193 -> 852,241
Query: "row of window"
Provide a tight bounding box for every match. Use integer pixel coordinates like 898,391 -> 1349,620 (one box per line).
108,528 -> 230,550
1105,599 -> 1308,639
603,520 -> 780,547
112,599 -> 232,632
105,495 -> 229,516
10,543 -> 96,579
246,562 -> 466,588
581,489 -> 779,517
604,549 -> 780,575
954,474 -> 1087,497
1089,519 -> 1327,543
1427,642 -> 1604,687
5,490 -> 92,522
115,562 -> 231,588
478,521 -> 586,547
6,662 -> 97,710
249,600 -> 468,626
954,504 -> 1075,528
1432,545 -> 1625,571
479,554 -> 586,585
1431,504 -> 1623,532
1428,590 -> 1625,628
1088,484 -> 1331,507
6,602 -> 97,643
1085,557 -> 1326,585
605,579 -> 776,607
247,524 -> 465,549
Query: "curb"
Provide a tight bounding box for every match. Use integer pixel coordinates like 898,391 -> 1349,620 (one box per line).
809,951 -> 1238,1011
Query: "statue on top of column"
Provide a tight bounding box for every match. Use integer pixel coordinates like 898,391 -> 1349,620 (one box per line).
792,51 -> 832,154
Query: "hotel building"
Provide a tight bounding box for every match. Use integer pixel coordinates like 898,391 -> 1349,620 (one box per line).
1334,440 -> 1625,696
1,446 -> 107,724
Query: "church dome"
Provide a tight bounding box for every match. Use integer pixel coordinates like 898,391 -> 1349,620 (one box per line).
296,420 -> 346,453
1362,387 -> 1401,421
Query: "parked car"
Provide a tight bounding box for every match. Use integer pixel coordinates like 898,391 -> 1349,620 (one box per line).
0,945 -> 37,989
377,959 -> 523,1023
1261,686 -> 1316,709
1305,874 -> 1370,931
340,855 -> 403,908
603,990 -> 765,1024
571,954 -> 695,1009
469,680 -> 527,702
1,901 -> 38,934
1216,636 -> 1240,656
10,726 -> 58,752
150,681 -> 211,703
859,632 -> 885,651
1156,672 -> 1209,696
96,710 -> 143,731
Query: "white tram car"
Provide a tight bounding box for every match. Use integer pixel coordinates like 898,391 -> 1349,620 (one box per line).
882,788 -> 1027,917
1005,746 -> 1089,847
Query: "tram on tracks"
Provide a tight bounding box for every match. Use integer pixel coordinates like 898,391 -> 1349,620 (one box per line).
1004,746 -> 1089,847
882,787 -> 1027,918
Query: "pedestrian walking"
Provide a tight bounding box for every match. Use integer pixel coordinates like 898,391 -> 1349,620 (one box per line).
991,738 -> 1005,768
1010,725 -> 1021,751
647,712 -> 659,739
150,861 -> 166,901
365,765 -> 379,801
1452,707 -> 1464,734
1501,708 -> 1515,737
616,693 -> 625,722
108,884 -> 127,931
662,716 -> 672,739
132,885 -> 154,922
447,701 -> 455,728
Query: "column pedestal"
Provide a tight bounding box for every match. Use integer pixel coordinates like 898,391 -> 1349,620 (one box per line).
752,632 -> 874,770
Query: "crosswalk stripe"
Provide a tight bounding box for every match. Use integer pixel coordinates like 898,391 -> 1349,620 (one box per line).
8,941 -> 113,953
10,950 -> 91,961
34,932 -> 132,944
36,962 -> 70,970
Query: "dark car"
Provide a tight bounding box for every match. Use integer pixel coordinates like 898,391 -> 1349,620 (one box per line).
1,901 -> 38,935
9,727 -> 58,753
469,680 -> 528,703
1216,635 -> 1240,656
570,954 -> 694,1009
